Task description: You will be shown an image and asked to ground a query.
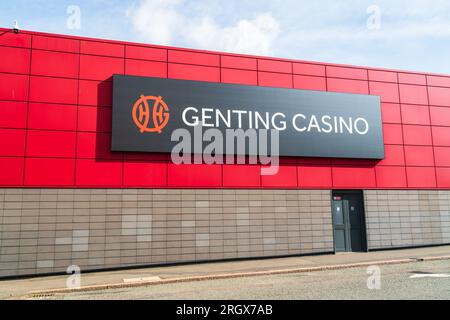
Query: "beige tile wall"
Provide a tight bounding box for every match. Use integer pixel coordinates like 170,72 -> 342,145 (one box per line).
365,190 -> 450,249
0,189 -> 333,278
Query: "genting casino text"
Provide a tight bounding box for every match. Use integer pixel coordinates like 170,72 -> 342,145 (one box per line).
181,107 -> 370,135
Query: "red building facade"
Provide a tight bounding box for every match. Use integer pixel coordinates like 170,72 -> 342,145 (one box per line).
0,28 -> 449,277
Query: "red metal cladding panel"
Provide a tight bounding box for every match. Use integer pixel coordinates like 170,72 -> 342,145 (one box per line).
297,165 -> 332,188
369,81 -> 399,103
168,63 -> 220,82
430,106 -> 450,126
168,50 -> 220,67
0,101 -> 27,128
258,72 -> 292,88
29,76 -> 77,104
80,40 -> 124,57
123,152 -> 168,161
32,35 -> 80,53
167,163 -> 222,187
400,104 -> 430,125
297,158 -> 331,165
78,80 -> 112,107
221,55 -> 257,70
75,159 -> 123,186
79,55 -> 124,81
278,157 -> 298,165
222,164 -> 261,187
26,130 -> 76,158
403,125 -> 432,146
125,45 -> 167,62
76,132 -> 122,160
0,46 -> 30,74
382,124 -> 403,145
77,106 -> 112,132
427,76 -> 450,88
434,147 -> 450,167
258,59 -> 292,74
261,165 -> 297,187
404,146 -> 435,166
432,127 -> 450,147
327,78 -> 368,94
123,161 -> 167,187
0,157 -> 24,186
293,75 -> 326,91
0,128 -> 26,156
406,167 -> 437,188
31,50 -> 79,78
375,166 -> 407,188
24,158 -> 75,186
428,86 -> 450,107
381,103 -> 401,123
125,59 -> 167,78
27,103 -> 77,131
326,66 -> 367,80
368,70 -> 397,83
332,166 -> 376,188
399,84 -> 429,105
436,167 -> 450,187
292,63 -> 325,77
398,73 -> 426,85
221,68 -> 257,86
378,145 -> 405,166
0,31 -> 31,48
4,30 -> 450,191
0,73 -> 29,101
331,159 -> 376,167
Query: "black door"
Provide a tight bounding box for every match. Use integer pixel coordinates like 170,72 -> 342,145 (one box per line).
332,191 -> 367,252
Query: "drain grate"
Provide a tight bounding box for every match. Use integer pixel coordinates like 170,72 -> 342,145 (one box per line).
30,292 -> 55,298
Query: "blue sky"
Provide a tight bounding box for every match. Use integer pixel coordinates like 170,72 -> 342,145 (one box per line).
2,0 -> 450,74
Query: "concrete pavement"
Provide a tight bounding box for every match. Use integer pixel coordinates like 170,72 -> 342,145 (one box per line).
0,245 -> 449,299
42,259 -> 450,300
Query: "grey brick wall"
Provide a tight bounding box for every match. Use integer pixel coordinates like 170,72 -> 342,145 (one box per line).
0,189 -> 333,278
365,190 -> 450,249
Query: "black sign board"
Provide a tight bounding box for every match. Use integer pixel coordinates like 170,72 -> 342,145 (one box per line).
111,75 -> 384,159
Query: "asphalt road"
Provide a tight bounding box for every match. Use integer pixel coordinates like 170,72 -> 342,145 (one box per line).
41,260 -> 449,300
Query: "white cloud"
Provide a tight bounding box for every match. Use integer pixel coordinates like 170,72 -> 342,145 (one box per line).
265,0 -> 450,73
127,0 -> 280,55
126,0 -> 183,44
123,0 -> 450,73
5,0 -> 450,73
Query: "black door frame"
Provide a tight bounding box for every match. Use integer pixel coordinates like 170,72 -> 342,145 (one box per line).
331,190 -> 368,253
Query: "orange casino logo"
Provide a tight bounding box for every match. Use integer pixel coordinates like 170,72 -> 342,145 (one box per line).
132,95 -> 170,134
